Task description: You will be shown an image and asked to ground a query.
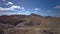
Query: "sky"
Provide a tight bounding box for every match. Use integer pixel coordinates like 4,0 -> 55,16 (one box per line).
0,0 -> 60,17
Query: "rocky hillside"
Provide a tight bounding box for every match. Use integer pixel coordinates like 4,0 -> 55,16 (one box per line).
0,14 -> 60,34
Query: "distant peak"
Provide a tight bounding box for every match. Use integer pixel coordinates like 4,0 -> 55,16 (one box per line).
30,13 -> 42,17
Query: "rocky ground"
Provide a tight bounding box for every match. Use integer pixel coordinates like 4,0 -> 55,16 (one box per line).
0,14 -> 60,34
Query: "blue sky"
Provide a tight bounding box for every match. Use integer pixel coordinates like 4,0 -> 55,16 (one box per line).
0,0 -> 60,17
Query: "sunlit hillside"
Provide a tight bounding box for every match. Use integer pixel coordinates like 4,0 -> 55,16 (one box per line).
0,14 -> 60,34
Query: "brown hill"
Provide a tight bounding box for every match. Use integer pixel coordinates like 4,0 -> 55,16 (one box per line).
0,14 -> 60,34
0,14 -> 60,27
0,14 -> 44,26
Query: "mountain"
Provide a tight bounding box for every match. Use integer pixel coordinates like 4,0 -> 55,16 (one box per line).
0,14 -> 60,34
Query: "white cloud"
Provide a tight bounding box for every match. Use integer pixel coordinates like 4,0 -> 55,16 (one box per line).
5,2 -> 13,5
0,7 -> 14,11
21,7 -> 25,9
0,5 -> 25,15
10,5 -> 25,10
33,8 -> 40,11
10,5 -> 21,9
8,2 -> 13,5
53,6 -> 60,8
0,5 -> 25,11
0,12 -> 15,15
21,11 -> 31,15
21,9 -> 25,11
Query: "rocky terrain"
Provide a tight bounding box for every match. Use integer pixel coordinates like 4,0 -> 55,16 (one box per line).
0,14 -> 60,34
